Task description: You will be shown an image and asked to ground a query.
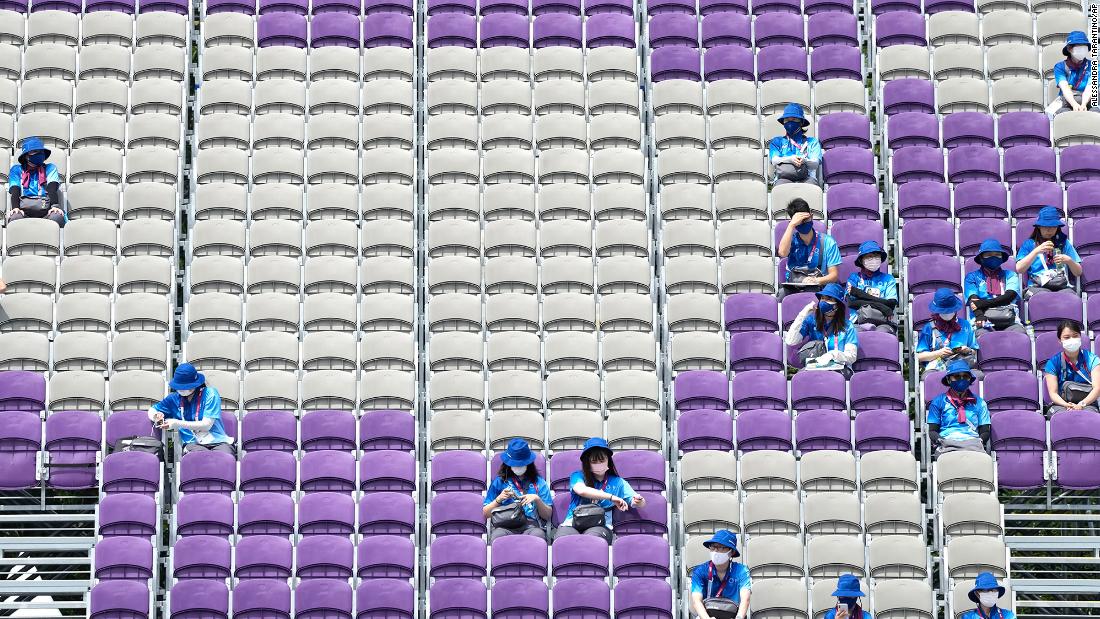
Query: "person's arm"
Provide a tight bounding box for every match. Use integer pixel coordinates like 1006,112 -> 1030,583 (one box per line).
45,182 -> 61,210
927,422 -> 941,446
531,480 -> 554,520
819,265 -> 838,285
784,303 -> 815,346
482,481 -> 511,520
1044,371 -> 1070,409
691,592 -> 711,619
0,279 -> 6,294
1057,244 -> 1084,277
165,417 -> 214,432
621,479 -> 645,508
1015,242 -> 1049,275
8,186 -> 19,211
848,287 -> 897,313
737,589 -> 751,619
571,480 -> 627,508
915,327 -> 951,364
971,291 -> 1018,310
769,139 -> 797,165
834,342 -> 858,366
978,424 -> 991,450
1081,363 -> 1100,408
777,214 -> 806,258
805,139 -> 822,166
1060,81 -> 1081,107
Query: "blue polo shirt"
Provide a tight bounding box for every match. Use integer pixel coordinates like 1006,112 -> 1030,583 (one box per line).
689,561 -> 752,601
1054,59 -> 1093,94
927,391 -> 990,441
8,163 -> 61,198
483,475 -> 554,523
1043,350 -> 1099,391
786,230 -> 842,280
768,134 -> 822,164
799,315 -> 859,352
960,608 -> 1016,619
564,471 -> 636,528
916,322 -> 980,372
846,271 -> 898,322
151,386 -> 229,445
963,268 -> 1021,321
1016,238 -> 1080,287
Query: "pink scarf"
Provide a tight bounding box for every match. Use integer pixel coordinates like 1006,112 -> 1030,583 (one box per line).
20,164 -> 46,193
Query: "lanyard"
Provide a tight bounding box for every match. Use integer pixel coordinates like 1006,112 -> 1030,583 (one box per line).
787,135 -> 809,154
180,388 -> 205,423
1063,353 -> 1092,384
589,476 -> 610,504
976,606 -> 1001,619
707,562 -> 732,597
510,477 -> 530,497
1070,60 -> 1091,91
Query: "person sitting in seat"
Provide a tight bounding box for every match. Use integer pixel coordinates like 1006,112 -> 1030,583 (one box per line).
557,437 -> 644,544
148,363 -> 235,456
784,283 -> 858,377
1015,207 -> 1081,299
927,360 -> 991,457
1051,31 -> 1097,115
1043,319 -> 1100,414
960,573 -> 1016,619
7,137 -> 65,228
965,238 -> 1025,336
768,103 -> 822,185
915,288 -> 980,376
824,574 -> 871,619
845,240 -> 898,334
482,438 -> 554,542
689,529 -> 752,619
777,198 -> 841,299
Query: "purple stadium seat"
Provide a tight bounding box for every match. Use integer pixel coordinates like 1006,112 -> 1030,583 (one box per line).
0,410 -> 41,490
736,409 -> 793,451
362,0 -> 413,13
753,0 -> 799,14
947,146 -> 1000,184
854,409 -> 910,452
429,535 -> 487,578
850,369 -> 906,412
958,218 -> 1011,257
297,535 -> 354,579
358,535 -> 415,578
701,45 -> 751,81
897,180 -> 950,220
1060,145 -> 1100,183
701,12 -> 752,48
99,492 -> 157,538
757,45 -> 808,81
1072,216 -> 1100,256
32,0 -> 80,10
43,411 -> 100,489
235,535 -> 293,579
1051,410 -> 1100,490
698,0 -> 748,13
882,79 -> 935,115
586,13 -> 636,47
875,11 -> 926,47
826,182 -> 880,221
991,409 -> 1046,490
901,218 -> 955,257
239,450 -> 296,494
674,370 -> 730,411
491,535 -> 549,578
429,579 -> 488,618
357,579 -> 415,619
90,580 -> 150,619
552,578 -> 611,618
533,13 -> 583,47
724,292 -> 780,332
729,331 -> 784,372
313,0 -> 362,14
854,331 -> 901,373
1028,292 -> 1082,333
977,330 -> 1032,373
1003,146 -> 1058,185
364,12 -> 414,47
478,0 -> 524,16
491,579 -> 549,618
257,12 -> 307,47
887,112 -> 939,150
905,255 -> 962,294
101,451 -> 160,496
585,0 -> 634,15
823,145 -> 876,185
298,491 -> 355,535
924,0 -> 974,12
428,0 -> 475,14
649,13 -> 699,48
0,371 -> 46,411
892,146 -> 944,184
1067,181 -> 1100,219
942,112 -> 995,149
431,492 -> 487,536
791,371 -> 846,411
983,370 -> 1040,412
86,0 -> 135,12
1010,180 -> 1062,219
490,451 -> 547,479
549,451 -> 581,491
178,450 -> 235,494
615,450 -> 667,491
360,409 -> 415,451
233,579 -> 291,619
169,580 -> 228,619
172,535 -> 231,580
731,370 -> 787,411
296,579 -> 353,619
427,13 -> 476,47
808,11 -> 859,47
909,292 -> 936,333
0,0 -> 27,11
205,0 -> 255,14
299,409 -> 354,451
1084,255 -> 1100,295
175,492 -> 233,537
359,491 -> 416,535
240,410 -> 296,452
481,13 -> 531,47
818,113 -> 872,150
795,409 -> 852,451
431,451 -> 487,492
94,536 -> 153,580
614,578 -> 673,619
648,0 -> 694,14
613,535 -> 671,578
804,0 -> 853,13
552,534 -> 610,577
870,0 -> 919,13
754,12 -> 806,48
105,411 -> 158,451
358,449 -> 414,493
830,219 -> 884,255
259,0 -> 307,13
998,112 -> 1052,148
677,409 -> 734,452
237,492 -> 295,536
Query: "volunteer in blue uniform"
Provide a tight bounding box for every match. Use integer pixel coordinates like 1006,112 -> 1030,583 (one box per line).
823,574 -> 872,619
927,360 -> 991,457
482,438 -> 554,541
784,283 -> 859,376
7,137 -> 65,227
147,363 -> 234,455
1016,207 -> 1082,299
1052,31 -> 1097,115
1043,319 -> 1100,414
777,198 -> 841,298
845,240 -> 898,333
768,103 -> 822,185
557,437 -> 644,544
960,573 -> 1017,619
964,238 -> 1025,336
916,288 -> 980,375
689,530 -> 751,619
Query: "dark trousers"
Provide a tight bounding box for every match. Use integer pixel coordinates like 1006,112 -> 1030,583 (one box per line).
556,524 -> 613,544
488,519 -> 546,542
183,442 -> 236,456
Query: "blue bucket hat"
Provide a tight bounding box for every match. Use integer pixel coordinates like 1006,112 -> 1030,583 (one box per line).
941,359 -> 977,386
501,438 -> 537,467
974,238 -> 1010,264
702,529 -> 740,557
855,240 -> 888,267
815,283 -> 847,304
968,572 -> 1006,603
778,103 -> 809,128
832,574 -> 865,598
1063,31 -> 1090,57
928,288 -> 964,314
580,437 -> 612,460
1034,206 -> 1066,229
17,137 -> 51,166
169,363 -> 206,391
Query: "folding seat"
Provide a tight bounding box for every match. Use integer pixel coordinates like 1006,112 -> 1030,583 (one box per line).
356,580 -> 415,619
935,450 -> 996,494
983,369 -> 1040,412
357,490 -> 416,536
239,293 -> 298,334
742,491 -> 800,535
1060,144 -> 1100,183
613,579 -> 674,619
795,409 -> 852,453
851,408 -> 911,452
666,292 -> 722,334
167,580 -> 229,619
0,332 -> 46,371
905,254 -> 962,294
239,409 -> 297,453
489,409 -> 546,449
1,292 -> 54,333
604,368 -> 660,412
733,409 -> 791,453
930,43 -> 984,82
1036,8 -> 1086,47
945,536 -> 1008,580
46,369 -> 105,411
861,450 -> 920,493
487,369 -> 542,411
170,534 -> 232,581
1028,290 -> 1082,332
230,579 -> 293,619
427,579 -> 488,619
355,535 -> 415,583
234,534 -> 294,580
728,331 -> 783,373
941,492 -> 1003,538
875,45 -> 930,83
805,535 -> 866,579
178,448 -> 236,495
40,409 -> 100,489
585,113 -> 639,152
171,489 -> 233,537
886,111 -> 940,150
1053,111 -> 1100,147
490,535 -> 550,580
1051,410 -> 1100,489
429,491 -> 487,536
243,331 -> 300,372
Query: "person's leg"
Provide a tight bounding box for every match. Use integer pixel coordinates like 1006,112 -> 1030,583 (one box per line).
182,442 -> 203,454
1047,404 -> 1068,416
211,442 -> 237,456
772,178 -> 791,186
46,211 -> 65,228
556,526 -> 580,537
583,526 -> 613,544
522,521 -> 547,539
1058,287 -> 1079,295
6,209 -> 24,222
1004,323 -> 1028,334
1024,285 -> 1047,300
488,526 -> 519,542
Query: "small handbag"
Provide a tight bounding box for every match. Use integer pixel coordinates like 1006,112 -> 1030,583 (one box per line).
785,266 -> 824,287
855,305 -> 890,326
490,502 -> 528,530
571,504 -> 607,531
703,597 -> 740,619
980,305 -> 1017,328
798,339 -> 827,367
114,436 -> 164,460
774,162 -> 809,182
17,196 -> 50,218
1061,381 -> 1092,404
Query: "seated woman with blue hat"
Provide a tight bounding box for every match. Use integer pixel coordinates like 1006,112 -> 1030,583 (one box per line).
482,438 -> 554,541
784,283 -> 859,376
964,238 -> 1025,336
1042,319 -> 1100,414
1051,31 -> 1097,115
147,363 -> 234,456
927,360 -> 991,457
768,103 -> 822,185
558,437 -> 645,544
1016,207 -> 1082,299
689,529 -> 752,619
960,573 -> 1016,619
845,240 -> 898,334
7,137 -> 65,227
916,288 -> 980,376
824,574 -> 871,619
777,198 -> 842,299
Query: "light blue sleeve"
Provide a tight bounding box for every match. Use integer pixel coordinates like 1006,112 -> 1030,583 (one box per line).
735,563 -> 753,590
768,137 -> 782,162
616,476 -> 637,502
882,274 -> 899,301
201,388 -> 222,422
806,137 -> 823,162
1064,241 -> 1081,263
915,324 -> 933,353
7,165 -> 20,190
963,270 -> 981,301
1054,61 -> 1069,86
927,396 -> 943,426
484,477 -> 504,505
965,324 -> 980,350
1006,269 -> 1021,296
1015,239 -> 1033,262
1043,355 -> 1060,376
822,235 -> 842,269
537,478 -> 553,505
975,399 -> 991,426
44,164 -> 61,184
799,315 -> 815,341
151,393 -> 178,417
842,323 -> 859,349
690,564 -> 707,595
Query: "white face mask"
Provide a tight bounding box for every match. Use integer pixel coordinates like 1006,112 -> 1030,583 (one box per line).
177,389 -> 194,397
510,466 -> 527,476
590,462 -> 609,476
710,551 -> 731,565
1072,46 -> 1089,61
861,257 -> 882,271
938,313 -> 956,321
977,592 -> 1000,608
1063,337 -> 1083,354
